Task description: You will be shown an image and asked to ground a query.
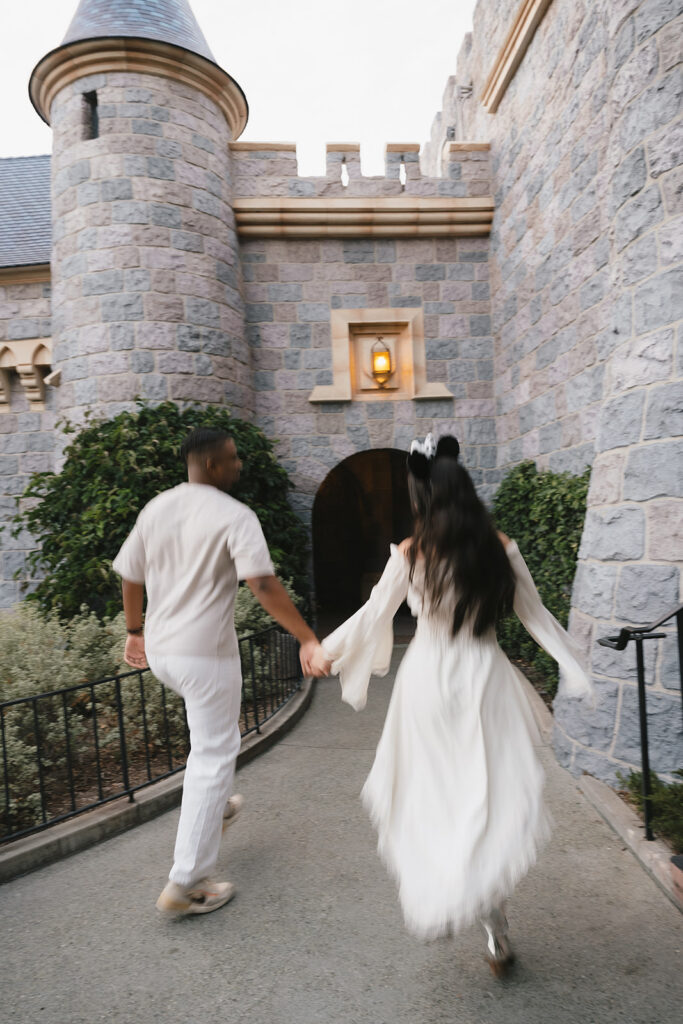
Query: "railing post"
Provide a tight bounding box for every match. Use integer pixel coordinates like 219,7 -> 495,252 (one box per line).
634,637 -> 654,841
676,609 -> 683,727
114,676 -> 133,801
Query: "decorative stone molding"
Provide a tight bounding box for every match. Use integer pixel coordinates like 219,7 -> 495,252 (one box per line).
0,265 -> 51,285
308,308 -> 452,404
29,37 -> 248,139
0,339 -> 52,411
233,196 -> 494,238
481,0 -> 554,113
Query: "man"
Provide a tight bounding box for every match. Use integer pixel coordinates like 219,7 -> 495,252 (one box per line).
113,426 -> 325,917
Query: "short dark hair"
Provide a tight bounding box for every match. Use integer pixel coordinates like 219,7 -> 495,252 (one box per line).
180,427 -> 232,464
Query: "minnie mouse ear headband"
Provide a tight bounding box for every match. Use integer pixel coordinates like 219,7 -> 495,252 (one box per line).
407,433 -> 460,480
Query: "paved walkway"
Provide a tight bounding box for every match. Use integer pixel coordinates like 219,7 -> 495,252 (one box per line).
2,647 -> 681,1024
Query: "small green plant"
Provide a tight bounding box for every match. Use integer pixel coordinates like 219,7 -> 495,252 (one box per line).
617,769 -> 683,853
493,460 -> 590,697
11,401 -> 309,620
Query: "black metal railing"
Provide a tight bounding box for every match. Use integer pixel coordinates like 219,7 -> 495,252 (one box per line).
0,626 -> 301,844
598,601 -> 683,841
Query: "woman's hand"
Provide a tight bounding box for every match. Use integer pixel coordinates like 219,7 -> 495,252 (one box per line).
309,643 -> 333,678
124,633 -> 148,669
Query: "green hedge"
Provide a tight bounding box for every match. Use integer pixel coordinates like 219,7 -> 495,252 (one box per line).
618,769 -> 683,853
11,401 -> 309,620
493,460 -> 590,697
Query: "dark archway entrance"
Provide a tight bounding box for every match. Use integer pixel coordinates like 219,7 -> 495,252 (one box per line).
313,448 -> 413,631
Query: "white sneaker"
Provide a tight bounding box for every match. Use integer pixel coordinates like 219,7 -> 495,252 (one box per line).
222,793 -> 244,833
156,879 -> 236,917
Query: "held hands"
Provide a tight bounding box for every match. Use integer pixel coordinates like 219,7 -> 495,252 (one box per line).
124,633 -> 148,670
300,639 -> 332,678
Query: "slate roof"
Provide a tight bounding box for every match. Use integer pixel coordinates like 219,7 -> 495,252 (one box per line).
0,156 -> 51,269
61,0 -> 216,63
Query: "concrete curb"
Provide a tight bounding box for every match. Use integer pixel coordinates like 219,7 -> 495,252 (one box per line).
517,674 -> 682,915
0,677 -> 316,884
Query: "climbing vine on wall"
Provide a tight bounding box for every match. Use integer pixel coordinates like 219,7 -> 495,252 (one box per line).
493,460 -> 590,697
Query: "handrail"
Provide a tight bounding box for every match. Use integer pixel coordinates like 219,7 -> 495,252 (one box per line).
597,602 -> 683,841
0,626 -> 301,844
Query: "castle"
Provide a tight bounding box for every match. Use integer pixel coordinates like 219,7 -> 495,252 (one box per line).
0,0 -> 681,786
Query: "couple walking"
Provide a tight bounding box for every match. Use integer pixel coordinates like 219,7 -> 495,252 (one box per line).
114,427 -> 593,974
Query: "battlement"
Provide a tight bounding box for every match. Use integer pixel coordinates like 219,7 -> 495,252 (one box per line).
229,141 -> 491,200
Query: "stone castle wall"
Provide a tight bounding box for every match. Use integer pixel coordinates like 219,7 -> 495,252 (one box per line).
49,69 -> 250,424
425,0 -> 682,782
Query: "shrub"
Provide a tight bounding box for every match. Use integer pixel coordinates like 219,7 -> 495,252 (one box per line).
11,401 -> 309,620
493,460 -> 590,697
617,769 -> 683,853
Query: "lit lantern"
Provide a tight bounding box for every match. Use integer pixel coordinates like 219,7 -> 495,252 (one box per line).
370,337 -> 394,388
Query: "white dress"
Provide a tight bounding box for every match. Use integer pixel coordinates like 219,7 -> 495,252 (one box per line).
322,541 -> 593,941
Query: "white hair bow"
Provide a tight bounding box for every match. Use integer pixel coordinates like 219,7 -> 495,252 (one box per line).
410,433 -> 436,458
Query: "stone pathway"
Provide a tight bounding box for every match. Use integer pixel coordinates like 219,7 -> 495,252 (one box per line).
1,647 -> 681,1024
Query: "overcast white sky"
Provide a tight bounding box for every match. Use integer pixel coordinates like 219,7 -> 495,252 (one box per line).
0,0 -> 477,176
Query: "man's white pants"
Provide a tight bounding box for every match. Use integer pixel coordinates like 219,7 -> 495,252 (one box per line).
147,653 -> 242,888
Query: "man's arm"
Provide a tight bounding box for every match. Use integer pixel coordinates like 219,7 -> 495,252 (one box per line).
245,575 -> 329,677
121,579 -> 148,669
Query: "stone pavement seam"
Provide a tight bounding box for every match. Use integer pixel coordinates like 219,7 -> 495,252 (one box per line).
0,676 -> 316,884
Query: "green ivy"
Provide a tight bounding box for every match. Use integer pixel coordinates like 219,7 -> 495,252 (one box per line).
11,401 -> 309,620
617,769 -> 683,853
493,460 -> 590,697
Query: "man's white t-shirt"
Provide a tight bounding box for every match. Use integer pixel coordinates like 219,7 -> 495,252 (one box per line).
112,483 -> 275,658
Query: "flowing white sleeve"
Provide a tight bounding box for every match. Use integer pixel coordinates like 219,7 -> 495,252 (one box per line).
322,545 -> 410,711
507,541 -> 595,703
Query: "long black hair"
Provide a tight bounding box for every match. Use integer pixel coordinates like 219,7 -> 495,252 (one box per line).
407,436 -> 515,637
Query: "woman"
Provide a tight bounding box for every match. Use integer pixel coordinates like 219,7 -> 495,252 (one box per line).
314,434 -> 594,974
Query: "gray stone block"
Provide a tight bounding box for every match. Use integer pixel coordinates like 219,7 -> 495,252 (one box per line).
141,375 -> 168,400
472,282 -> 490,301
290,325 -> 311,348
265,284 -> 302,302
289,180 -> 315,197
551,721 -> 576,771
284,350 -> 301,369
112,201 -> 149,224
157,140 -> 183,159
438,181 -> 468,197
580,271 -> 607,311
253,371 -> 274,391
147,157 -> 175,180
476,359 -> 493,380
82,270 -> 123,296
62,253 -> 88,279
644,381 -> 683,439
303,350 -> 332,370
151,204 -> 182,228
624,440 -> 683,499
460,250 -> 488,262
132,119 -> 163,136
171,231 -> 203,253
555,680 -> 618,752
614,183 -> 663,252
376,241 -> 396,263
124,269 -> 151,291
548,443 -> 594,476
194,354 -> 213,376
101,293 -> 144,322
110,324 -> 135,350
448,360 -> 477,382
620,232 -> 658,286
130,351 -> 154,373
538,420 -> 563,455
245,303 -> 273,323
464,418 -> 496,443
634,266 -> 683,333
331,295 -> 367,309
186,298 -> 220,329
124,156 -> 147,176
566,364 -> 605,408
415,265 -> 445,281
392,296 -> 422,307
573,561 -> 619,616
73,378 -> 98,405
447,265 -> 475,280
614,15 -> 635,69
158,351 -> 193,374
77,182 -> 100,206
613,686 -> 683,773
192,133 -> 214,153
616,564 -> 680,624
365,401 -> 394,420
298,303 -> 330,322
611,147 -> 647,215
343,241 -> 375,264
101,179 -> 133,202
635,0 -> 680,43
579,507 -> 645,561
597,390 -> 645,451
470,315 -> 491,336
424,302 -> 455,314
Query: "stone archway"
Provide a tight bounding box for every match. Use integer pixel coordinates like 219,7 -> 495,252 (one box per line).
312,448 -> 413,629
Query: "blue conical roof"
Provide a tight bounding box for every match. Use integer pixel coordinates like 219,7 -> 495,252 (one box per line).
61,0 -> 215,63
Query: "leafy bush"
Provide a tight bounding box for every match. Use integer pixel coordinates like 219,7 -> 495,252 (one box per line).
493,460 -> 590,697
618,769 -> 683,853
11,401 -> 309,620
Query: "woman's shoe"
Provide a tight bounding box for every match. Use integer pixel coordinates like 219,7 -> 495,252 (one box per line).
222,793 -> 244,832
480,906 -> 514,977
